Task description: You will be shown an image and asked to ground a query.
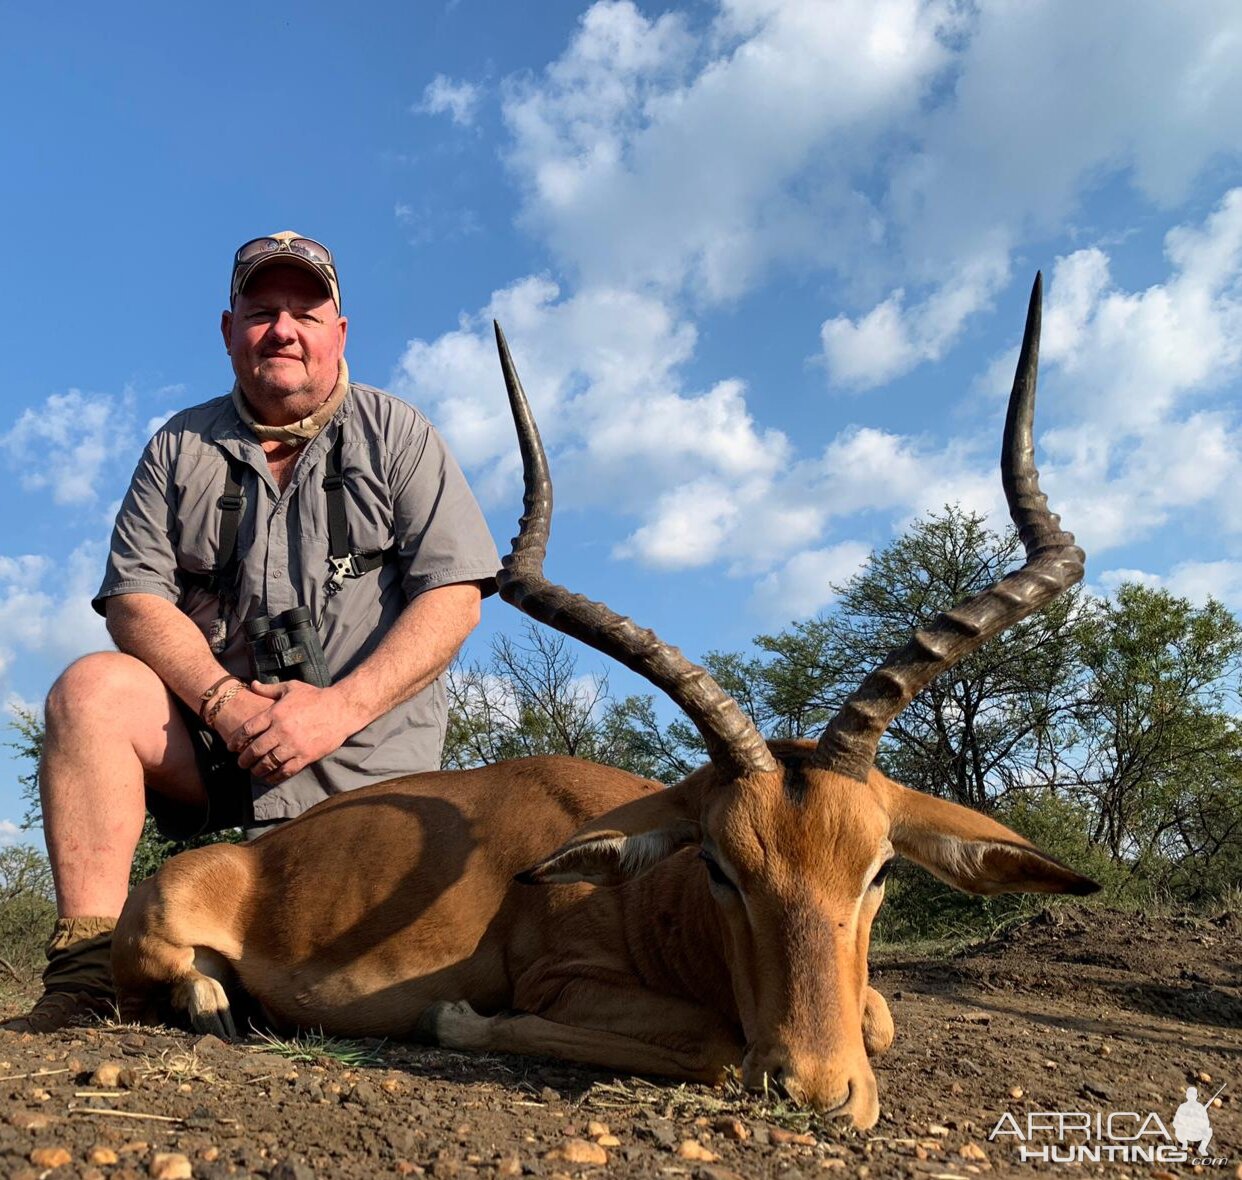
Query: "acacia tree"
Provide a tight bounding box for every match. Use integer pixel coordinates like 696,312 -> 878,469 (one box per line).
1069,583 -> 1242,893
443,623 -> 680,781
707,507 -> 1084,810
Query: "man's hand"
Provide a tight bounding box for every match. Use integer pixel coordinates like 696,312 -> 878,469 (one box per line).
223,681 -> 360,784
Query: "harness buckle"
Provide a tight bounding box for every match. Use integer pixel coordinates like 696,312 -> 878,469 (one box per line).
325,554 -> 357,595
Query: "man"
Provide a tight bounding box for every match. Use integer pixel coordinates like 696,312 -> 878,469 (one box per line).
4,232 -> 500,1032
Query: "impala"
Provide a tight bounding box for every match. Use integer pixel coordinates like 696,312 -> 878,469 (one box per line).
113,274 -> 1097,1128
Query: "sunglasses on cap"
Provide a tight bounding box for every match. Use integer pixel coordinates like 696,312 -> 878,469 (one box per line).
234,235 -> 335,268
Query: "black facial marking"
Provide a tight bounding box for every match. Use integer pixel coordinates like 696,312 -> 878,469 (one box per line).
782,758 -> 812,804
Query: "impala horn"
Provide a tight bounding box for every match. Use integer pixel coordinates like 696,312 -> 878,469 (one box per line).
493,321 -> 777,779
812,273 -> 1085,781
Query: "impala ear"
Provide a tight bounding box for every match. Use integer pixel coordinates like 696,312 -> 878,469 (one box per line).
889,785 -> 1100,897
516,784 -> 701,887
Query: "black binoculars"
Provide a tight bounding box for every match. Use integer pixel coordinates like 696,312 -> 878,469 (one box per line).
243,606 -> 331,688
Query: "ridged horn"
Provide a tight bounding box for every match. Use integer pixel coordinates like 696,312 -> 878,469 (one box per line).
812,273 -> 1084,781
493,321 -> 778,779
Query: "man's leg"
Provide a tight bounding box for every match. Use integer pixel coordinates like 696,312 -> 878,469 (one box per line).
2,652 -> 208,1032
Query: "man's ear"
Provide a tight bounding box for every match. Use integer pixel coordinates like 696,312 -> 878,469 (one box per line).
516,783 -> 700,887
221,309 -> 233,354
888,784 -> 1100,897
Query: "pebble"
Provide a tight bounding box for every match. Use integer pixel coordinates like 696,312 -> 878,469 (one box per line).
928,1124 -> 950,1137
694,1167 -> 747,1180
714,1116 -> 750,1141
89,1146 -> 120,1165
959,1142 -> 988,1162
547,1138 -> 608,1166
198,1146 -> 221,1162
597,1135 -> 621,1148
1096,1043 -> 1111,1057
7,1110 -> 56,1130
270,1162 -> 317,1180
769,1127 -> 815,1146
587,1120 -> 610,1138
1008,1086 -> 1023,1099
1198,1071 -> 1213,1084
29,1147 -> 72,1168
677,1140 -> 718,1162
92,1061 -> 137,1088
149,1153 -> 193,1180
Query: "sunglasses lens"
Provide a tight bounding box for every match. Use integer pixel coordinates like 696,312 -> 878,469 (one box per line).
236,238 -> 282,264
288,238 -> 333,266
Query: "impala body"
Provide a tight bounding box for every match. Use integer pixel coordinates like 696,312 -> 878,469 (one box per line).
114,276 -> 1097,1128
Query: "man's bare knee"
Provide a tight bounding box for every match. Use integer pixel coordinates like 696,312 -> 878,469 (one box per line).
47,652 -> 166,728
46,652 -> 195,779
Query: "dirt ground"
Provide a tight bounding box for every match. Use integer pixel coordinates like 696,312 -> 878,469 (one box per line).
1,905 -> 1238,1180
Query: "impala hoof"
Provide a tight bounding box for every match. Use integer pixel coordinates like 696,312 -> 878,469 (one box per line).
415,999 -> 483,1047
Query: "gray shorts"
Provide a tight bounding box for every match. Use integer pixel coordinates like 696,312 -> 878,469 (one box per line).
145,699 -> 258,840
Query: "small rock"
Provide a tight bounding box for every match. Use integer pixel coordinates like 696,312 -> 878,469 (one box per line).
1008,1086 -> 1023,1099
1043,1059 -> 1057,1070
539,1086 -> 561,1103
1096,1043 -> 1112,1057
586,1121 -> 610,1138
695,1168 -> 747,1180
29,1147 -> 72,1169
150,1153 -> 193,1180
769,1127 -> 815,1146
713,1116 -> 750,1141
89,1146 -> 120,1165
119,1139 -> 151,1154
949,1081 -> 964,1095
928,1124 -> 950,1137
677,1140 -> 718,1162
344,1080 -> 380,1107
193,1034 -> 228,1055
198,1146 -> 220,1162
7,1110 -> 56,1130
91,1060 -> 128,1087
643,1120 -> 678,1149
495,1157 -> 522,1177
959,1142 -> 988,1162
597,1135 -> 620,1148
270,1162 -> 317,1180
750,1124 -> 770,1146
547,1138 -> 607,1166
1198,1071 -> 1213,1084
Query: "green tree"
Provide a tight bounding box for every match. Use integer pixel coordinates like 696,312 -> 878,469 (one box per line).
711,506 -> 1083,810
1069,583 -> 1242,896
444,623 -> 684,782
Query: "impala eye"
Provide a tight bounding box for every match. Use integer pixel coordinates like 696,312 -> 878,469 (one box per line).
870,860 -> 894,889
699,850 -> 737,890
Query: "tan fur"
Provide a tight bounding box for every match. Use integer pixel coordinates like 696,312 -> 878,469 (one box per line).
114,742 -> 1094,1130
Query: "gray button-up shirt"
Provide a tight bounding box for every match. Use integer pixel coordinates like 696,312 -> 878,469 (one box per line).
94,382 -> 501,822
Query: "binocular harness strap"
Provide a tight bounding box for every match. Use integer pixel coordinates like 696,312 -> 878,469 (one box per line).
322,432 -> 393,594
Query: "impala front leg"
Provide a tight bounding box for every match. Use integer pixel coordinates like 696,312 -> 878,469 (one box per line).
863,986 -> 894,1056
417,994 -> 742,1084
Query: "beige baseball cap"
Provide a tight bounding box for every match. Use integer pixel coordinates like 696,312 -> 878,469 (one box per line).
230,231 -> 341,312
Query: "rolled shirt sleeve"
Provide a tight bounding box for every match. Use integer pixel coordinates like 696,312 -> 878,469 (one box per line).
390,412 -> 501,601
92,426 -> 182,614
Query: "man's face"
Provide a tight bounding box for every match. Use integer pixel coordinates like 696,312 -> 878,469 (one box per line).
221,265 -> 347,409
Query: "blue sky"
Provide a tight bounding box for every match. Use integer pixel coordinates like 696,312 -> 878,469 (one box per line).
3,0 -> 1242,837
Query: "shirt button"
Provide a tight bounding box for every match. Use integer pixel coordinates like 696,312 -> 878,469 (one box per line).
272,571 -> 283,580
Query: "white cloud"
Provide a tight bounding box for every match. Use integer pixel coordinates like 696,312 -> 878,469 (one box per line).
750,541 -> 871,622
0,819 -> 22,848
503,0 -> 953,301
1,390 -> 137,506
416,75 -> 482,127
0,541 -> 110,681
1096,561 -> 1242,614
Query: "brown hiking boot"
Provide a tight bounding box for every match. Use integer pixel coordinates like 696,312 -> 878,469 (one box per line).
0,916 -> 116,1034
1,988 -> 115,1033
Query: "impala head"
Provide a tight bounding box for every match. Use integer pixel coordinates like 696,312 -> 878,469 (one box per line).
495,274 -> 1099,1129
